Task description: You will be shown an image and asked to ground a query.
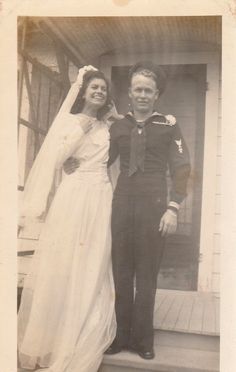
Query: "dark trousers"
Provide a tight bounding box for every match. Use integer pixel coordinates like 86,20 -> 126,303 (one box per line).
111,194 -> 166,351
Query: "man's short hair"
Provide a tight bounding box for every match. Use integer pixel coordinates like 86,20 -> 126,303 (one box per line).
128,61 -> 166,95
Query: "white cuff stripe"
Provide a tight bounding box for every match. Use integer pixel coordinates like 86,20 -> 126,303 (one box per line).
168,201 -> 180,210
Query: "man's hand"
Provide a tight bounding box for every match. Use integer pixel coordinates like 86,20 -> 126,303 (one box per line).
159,209 -> 177,237
103,101 -> 124,122
63,157 -> 80,174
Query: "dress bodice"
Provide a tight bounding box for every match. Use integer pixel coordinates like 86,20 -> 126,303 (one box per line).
55,114 -> 110,173
73,120 -> 110,172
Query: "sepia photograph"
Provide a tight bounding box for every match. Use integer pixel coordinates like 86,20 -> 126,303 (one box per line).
16,15 -> 222,372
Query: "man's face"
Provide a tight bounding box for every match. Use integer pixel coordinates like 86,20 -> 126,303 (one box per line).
129,74 -> 159,114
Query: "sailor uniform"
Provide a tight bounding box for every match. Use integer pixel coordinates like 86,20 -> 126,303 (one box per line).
108,112 -> 190,351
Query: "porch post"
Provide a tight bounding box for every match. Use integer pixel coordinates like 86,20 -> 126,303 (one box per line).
197,61 -> 221,292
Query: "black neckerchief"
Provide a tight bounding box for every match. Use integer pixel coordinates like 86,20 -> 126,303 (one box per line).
126,111 -> 166,176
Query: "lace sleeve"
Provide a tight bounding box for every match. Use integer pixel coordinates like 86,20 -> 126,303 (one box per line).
55,113 -> 86,169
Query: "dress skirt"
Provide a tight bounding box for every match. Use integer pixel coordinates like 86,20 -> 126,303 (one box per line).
18,169 -> 116,372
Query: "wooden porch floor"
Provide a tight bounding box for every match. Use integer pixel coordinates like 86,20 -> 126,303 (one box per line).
154,289 -> 220,336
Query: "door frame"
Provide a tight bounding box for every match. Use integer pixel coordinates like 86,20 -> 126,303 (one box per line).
99,50 -> 221,292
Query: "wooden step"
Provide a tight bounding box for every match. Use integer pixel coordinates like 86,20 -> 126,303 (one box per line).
18,332 -> 219,372
18,344 -> 219,372
99,344 -> 219,372
155,329 -> 219,352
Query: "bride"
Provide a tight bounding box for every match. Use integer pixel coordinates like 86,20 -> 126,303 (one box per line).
18,66 -> 117,372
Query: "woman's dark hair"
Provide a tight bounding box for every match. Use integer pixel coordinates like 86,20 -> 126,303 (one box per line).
70,70 -> 112,119
128,61 -> 166,96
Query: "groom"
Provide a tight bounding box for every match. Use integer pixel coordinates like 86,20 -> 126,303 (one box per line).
106,61 -> 190,359
65,61 -> 190,360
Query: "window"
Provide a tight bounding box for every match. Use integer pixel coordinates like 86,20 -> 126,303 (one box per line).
18,52 -> 64,190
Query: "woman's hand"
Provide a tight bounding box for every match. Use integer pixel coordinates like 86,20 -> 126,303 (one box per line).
159,209 -> 177,237
76,65 -> 98,85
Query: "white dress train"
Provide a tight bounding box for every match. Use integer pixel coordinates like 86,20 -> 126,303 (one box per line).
18,116 -> 116,372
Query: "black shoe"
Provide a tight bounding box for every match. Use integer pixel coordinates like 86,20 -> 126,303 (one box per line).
105,344 -> 122,355
137,349 -> 155,360
128,344 -> 155,360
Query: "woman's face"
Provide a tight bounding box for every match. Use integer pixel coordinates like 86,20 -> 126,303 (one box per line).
83,78 -> 108,109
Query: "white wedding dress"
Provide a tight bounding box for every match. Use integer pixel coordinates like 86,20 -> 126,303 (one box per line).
18,115 -> 116,372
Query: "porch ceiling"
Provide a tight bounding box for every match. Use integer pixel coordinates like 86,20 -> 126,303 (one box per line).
23,16 -> 221,67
